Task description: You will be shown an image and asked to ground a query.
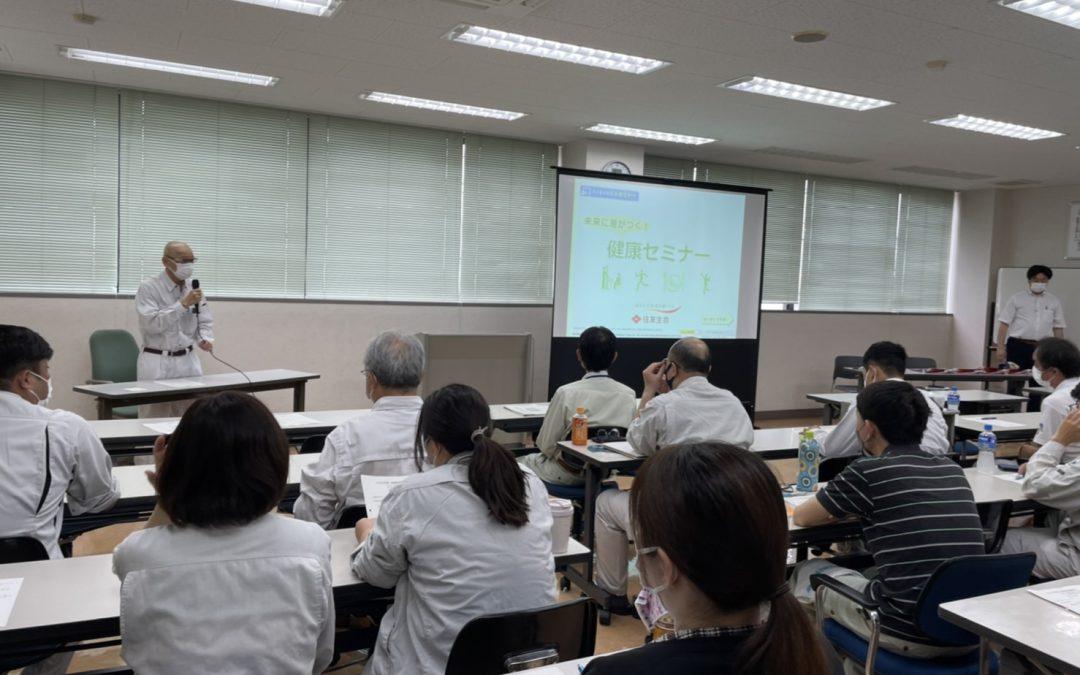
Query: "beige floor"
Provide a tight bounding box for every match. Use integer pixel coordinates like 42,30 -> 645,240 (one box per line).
61,415 -> 819,673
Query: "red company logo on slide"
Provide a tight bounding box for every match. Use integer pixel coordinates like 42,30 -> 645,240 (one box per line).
632,315 -> 642,324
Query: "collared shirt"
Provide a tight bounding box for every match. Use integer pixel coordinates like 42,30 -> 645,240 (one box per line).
0,391 -> 119,559
135,270 -> 214,351
113,514 -> 334,674
627,376 -> 753,455
1033,377 -> 1080,463
1022,441 -> 1080,556
534,371 -> 637,457
999,289 -> 1066,340
659,625 -> 759,642
351,454 -> 556,675
817,445 -> 984,643
293,396 -> 424,529
583,624 -> 756,675
820,379 -> 950,460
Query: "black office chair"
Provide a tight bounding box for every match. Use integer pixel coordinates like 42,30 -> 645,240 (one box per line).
977,499 -> 1014,554
299,434 -> 327,454
445,599 -> 597,674
0,537 -> 55,671
832,356 -> 863,392
335,505 -> 368,529
907,356 -> 938,370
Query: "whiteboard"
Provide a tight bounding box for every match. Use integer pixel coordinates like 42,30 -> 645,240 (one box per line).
995,267 -> 1080,343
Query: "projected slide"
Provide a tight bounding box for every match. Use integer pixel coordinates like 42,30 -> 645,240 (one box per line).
553,174 -> 765,340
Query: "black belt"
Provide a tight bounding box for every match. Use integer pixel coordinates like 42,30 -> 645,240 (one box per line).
1008,338 -> 1039,346
555,452 -> 586,475
143,346 -> 193,357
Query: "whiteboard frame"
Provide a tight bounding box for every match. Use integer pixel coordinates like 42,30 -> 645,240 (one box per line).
1067,202 -> 1080,260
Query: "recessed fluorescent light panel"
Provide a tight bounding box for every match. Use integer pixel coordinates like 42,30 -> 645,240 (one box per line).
928,114 -> 1064,140
1000,0 -> 1080,30
361,92 -> 526,121
229,0 -> 343,16
59,47 -> 277,86
722,76 -> 894,111
585,123 -> 714,145
446,24 -> 669,74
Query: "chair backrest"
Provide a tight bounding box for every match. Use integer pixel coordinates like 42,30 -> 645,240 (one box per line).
907,356 -> 938,370
299,435 -> 327,454
832,355 -> 862,381
89,329 -> 139,383
0,537 -> 48,564
914,552 -> 1035,646
445,599 -> 596,675
976,500 -> 1014,554
335,505 -> 368,529
819,456 -> 854,483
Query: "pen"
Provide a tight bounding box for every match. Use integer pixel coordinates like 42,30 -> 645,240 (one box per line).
980,416 -> 996,420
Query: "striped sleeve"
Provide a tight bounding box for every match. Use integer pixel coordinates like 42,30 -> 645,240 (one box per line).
817,461 -> 873,519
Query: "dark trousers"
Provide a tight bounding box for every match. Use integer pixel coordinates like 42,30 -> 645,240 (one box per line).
1006,337 -> 1037,370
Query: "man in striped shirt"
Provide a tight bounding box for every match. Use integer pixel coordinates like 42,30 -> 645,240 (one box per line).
793,381 -> 984,672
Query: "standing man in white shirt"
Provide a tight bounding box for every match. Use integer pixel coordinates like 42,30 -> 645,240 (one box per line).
520,326 -> 637,487
293,331 -> 425,528
821,341 -> 950,460
593,338 -> 753,614
135,241 -> 214,418
996,265 -> 1066,370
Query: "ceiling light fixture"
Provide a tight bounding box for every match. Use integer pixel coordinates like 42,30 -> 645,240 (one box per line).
999,0 -> 1080,30
59,47 -> 278,86
584,123 -> 714,145
446,24 -> 670,74
722,76 -> 894,111
360,91 -> 527,120
928,114 -> 1064,140
228,0 -> 344,17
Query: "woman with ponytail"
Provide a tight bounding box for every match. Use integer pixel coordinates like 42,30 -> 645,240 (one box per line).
584,443 -> 827,675
351,383 -> 556,675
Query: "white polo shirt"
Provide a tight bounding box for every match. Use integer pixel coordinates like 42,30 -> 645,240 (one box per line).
999,289 -> 1066,341
1034,376 -> 1080,464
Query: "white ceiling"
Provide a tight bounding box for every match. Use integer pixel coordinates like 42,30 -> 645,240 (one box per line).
4,0 -> 1080,190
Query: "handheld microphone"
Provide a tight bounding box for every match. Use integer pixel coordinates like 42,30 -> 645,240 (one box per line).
192,279 -> 200,315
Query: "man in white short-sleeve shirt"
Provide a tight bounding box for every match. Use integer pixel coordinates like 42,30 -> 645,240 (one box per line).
996,265 -> 1066,370
1016,337 -> 1080,465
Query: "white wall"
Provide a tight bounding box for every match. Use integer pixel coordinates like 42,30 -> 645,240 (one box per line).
995,185 -> 1080,270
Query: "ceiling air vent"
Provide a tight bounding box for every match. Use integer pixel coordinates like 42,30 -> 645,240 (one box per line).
753,147 -> 869,164
434,0 -> 550,16
994,179 -> 1042,188
892,166 -> 995,180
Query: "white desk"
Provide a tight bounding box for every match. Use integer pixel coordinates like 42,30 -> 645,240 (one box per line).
807,390 -> 1026,424
110,453 -> 320,502
74,369 -> 321,420
939,575 -> 1080,675
954,412 -> 1042,441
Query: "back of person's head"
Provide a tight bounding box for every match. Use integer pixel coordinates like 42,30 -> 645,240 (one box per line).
631,444 -> 826,675
1027,264 -> 1053,280
0,325 -> 53,387
1035,337 -> 1080,379
668,337 -> 711,374
578,326 -> 618,372
862,341 -> 907,377
364,330 -> 425,390
855,380 -> 929,446
414,383 -> 529,527
158,392 -> 288,528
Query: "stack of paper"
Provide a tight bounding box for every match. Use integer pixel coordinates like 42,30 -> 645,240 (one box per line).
0,578 -> 23,627
143,421 -> 179,436
1029,584 -> 1080,616
504,403 -> 549,416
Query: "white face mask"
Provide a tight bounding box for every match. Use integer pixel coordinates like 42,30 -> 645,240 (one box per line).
29,371 -> 53,408
172,262 -> 194,280
1032,365 -> 1050,387
1030,282 -> 1047,294
634,546 -> 670,632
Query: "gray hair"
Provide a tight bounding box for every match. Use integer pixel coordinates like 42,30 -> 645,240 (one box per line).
364,331 -> 425,389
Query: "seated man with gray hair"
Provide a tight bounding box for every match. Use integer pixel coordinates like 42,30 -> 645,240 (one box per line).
294,331 -> 425,529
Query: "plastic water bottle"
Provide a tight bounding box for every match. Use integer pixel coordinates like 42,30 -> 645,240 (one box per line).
946,386 -> 961,412
571,407 -> 589,446
977,424 -> 997,474
797,430 -> 821,492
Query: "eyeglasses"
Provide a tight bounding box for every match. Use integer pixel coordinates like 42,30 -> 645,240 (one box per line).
591,428 -> 624,442
168,256 -> 198,264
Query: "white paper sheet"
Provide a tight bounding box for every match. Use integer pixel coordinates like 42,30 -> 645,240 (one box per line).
273,413 -> 321,427
599,441 -> 644,458
153,379 -> 201,389
143,421 -> 179,436
123,387 -> 149,392
992,472 -> 1024,484
1029,584 -> 1080,615
504,403 -> 550,416
973,418 -> 1027,429
360,475 -> 409,519
0,578 -> 24,627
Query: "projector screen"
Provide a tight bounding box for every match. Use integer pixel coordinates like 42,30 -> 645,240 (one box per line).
553,171 -> 766,340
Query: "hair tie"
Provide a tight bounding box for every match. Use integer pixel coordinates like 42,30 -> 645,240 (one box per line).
470,426 -> 486,442
767,582 -> 790,602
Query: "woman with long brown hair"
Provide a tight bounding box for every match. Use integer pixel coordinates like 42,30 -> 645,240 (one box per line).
585,442 -> 827,675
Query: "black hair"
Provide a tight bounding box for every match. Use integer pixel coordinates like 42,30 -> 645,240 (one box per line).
1027,265 -> 1053,280
157,392 -> 289,527
862,341 -> 907,377
855,380 -> 929,446
414,384 -> 529,527
631,444 -> 827,675
668,338 -> 711,374
578,326 -> 618,372
0,325 -> 53,385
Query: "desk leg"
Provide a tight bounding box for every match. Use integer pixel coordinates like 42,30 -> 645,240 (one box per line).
978,638 -> 989,675
821,405 -> 834,426
98,398 -> 111,421
581,464 -> 600,583
293,383 -> 306,412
